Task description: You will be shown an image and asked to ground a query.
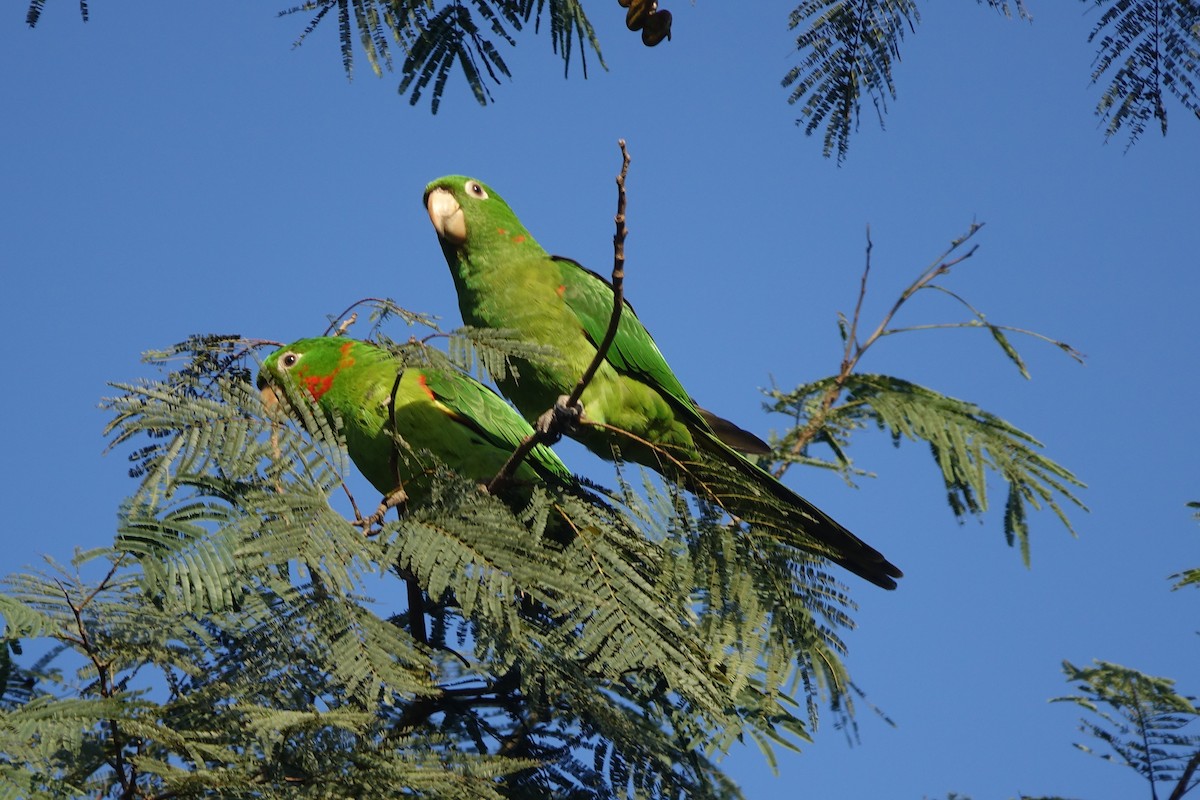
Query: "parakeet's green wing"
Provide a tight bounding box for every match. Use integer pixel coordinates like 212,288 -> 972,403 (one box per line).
420,367 -> 572,482
551,256 -> 707,428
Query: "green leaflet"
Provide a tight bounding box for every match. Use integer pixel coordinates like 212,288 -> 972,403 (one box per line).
1054,660 -> 1200,789
1087,0 -> 1200,148
771,372 -> 1086,564
277,1 -> 604,112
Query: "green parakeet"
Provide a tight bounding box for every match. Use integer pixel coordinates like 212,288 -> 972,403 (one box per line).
256,336 -> 571,510
423,175 -> 902,589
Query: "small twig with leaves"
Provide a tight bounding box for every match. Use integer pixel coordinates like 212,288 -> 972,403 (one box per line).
487,139 -> 632,493
847,223 -> 983,377
776,221 -> 1082,477
323,298 -> 391,336
323,298 -> 442,339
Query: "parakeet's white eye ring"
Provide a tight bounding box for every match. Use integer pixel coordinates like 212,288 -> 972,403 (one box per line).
279,352 -> 299,370
465,180 -> 488,200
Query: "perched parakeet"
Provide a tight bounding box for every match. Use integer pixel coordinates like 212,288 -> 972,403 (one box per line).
256,337 -> 571,511
423,176 -> 902,589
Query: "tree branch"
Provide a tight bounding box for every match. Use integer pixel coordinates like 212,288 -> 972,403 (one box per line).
1168,747 -> 1200,800
487,139 -> 632,492
322,297 -> 394,336
564,138 -> 631,409
774,222 -> 984,477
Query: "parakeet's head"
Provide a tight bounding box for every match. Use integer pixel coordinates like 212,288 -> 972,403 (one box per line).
423,175 -> 540,256
256,337 -> 364,411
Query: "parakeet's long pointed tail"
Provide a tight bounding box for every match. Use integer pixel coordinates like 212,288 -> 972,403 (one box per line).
708,435 -> 901,589
644,430 -> 903,590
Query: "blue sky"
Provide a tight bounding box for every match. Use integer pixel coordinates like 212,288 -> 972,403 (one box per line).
3,2 -> 1198,798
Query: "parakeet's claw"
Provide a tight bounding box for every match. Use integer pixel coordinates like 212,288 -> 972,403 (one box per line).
535,395 -> 584,443
357,486 -> 409,530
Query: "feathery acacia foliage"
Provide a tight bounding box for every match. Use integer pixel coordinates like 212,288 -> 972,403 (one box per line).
1172,501 -> 1200,589
276,0 -> 605,113
22,0 -> 1199,151
779,1 -> 1036,162
1029,506 -> 1200,799
0,323 -> 866,798
781,0 -> 921,164
779,0 -> 1034,162
1054,660 -> 1200,798
1085,0 -> 1200,148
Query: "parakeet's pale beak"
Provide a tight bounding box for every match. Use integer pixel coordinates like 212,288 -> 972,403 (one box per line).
257,378 -> 281,412
426,188 -> 467,245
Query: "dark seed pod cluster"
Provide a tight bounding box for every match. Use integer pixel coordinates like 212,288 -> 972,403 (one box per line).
618,0 -> 671,47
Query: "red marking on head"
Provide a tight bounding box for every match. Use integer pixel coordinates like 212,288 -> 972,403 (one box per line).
513,234 -> 526,244
294,342 -> 357,402
304,373 -> 335,401
496,227 -> 508,236
556,284 -> 567,298
416,373 -> 436,401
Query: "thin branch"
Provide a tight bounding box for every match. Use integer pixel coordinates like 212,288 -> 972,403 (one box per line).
774,222 -> 985,477
853,224 -> 983,364
564,138 -> 631,409
487,139 -> 632,492
322,297 -> 396,336
879,320 -> 1086,362
1168,747 -> 1200,800
335,312 -> 358,335
587,421 -> 699,488
842,223 -> 873,372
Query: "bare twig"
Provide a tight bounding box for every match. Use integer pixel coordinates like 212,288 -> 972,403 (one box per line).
774,219 -> 1084,478
487,140 -> 633,492
852,223 -> 983,365
335,312 -> 358,336
564,139 -> 631,409
322,298 -> 394,336
841,224 -> 873,373
775,223 -> 984,476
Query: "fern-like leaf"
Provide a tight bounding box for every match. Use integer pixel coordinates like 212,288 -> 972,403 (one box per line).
782,0 -> 920,163
282,1 -> 602,111
1054,660 -> 1200,794
1086,0 -> 1200,148
771,373 -> 1086,563
528,0 -> 606,78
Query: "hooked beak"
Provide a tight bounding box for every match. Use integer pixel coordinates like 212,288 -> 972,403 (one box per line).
256,374 -> 282,412
425,187 -> 466,245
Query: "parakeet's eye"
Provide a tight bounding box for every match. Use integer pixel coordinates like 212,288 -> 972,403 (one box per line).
279,352 -> 300,370
465,180 -> 488,200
